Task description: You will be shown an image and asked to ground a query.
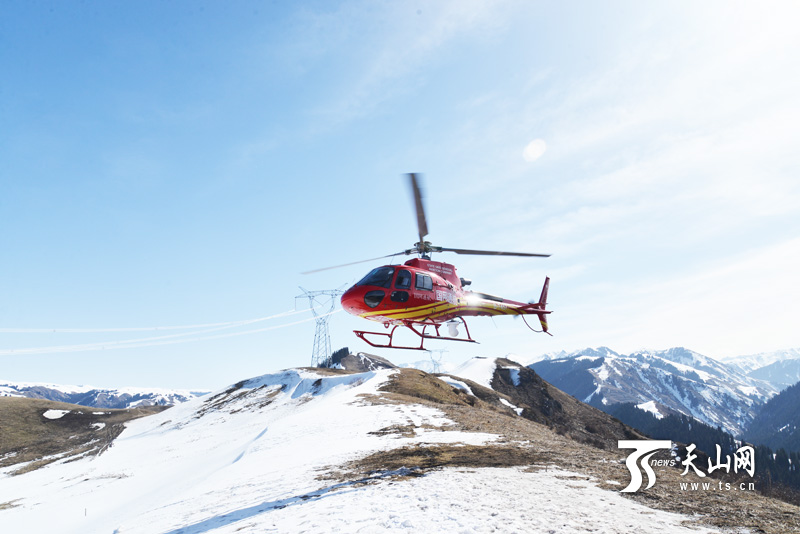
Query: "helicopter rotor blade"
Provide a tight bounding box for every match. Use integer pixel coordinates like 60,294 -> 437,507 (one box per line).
407,173 -> 429,244
438,247 -> 551,258
301,251 -> 409,275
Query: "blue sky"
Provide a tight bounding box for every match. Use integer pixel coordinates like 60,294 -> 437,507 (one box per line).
2,1 -> 799,389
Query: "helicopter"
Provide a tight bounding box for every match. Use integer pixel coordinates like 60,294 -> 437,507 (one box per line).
304,173 -> 552,350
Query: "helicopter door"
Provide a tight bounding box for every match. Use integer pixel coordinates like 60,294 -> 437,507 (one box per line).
395,269 -> 411,289
391,269 -> 412,302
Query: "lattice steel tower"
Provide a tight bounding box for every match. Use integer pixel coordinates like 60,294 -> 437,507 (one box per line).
425,348 -> 448,374
296,287 -> 344,367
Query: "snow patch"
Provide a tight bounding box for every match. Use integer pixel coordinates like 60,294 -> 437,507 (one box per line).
500,367 -> 521,386
737,385 -> 758,396
584,384 -> 602,404
439,376 -> 474,396
499,397 -> 523,415
636,401 -> 664,419
595,364 -> 610,381
42,409 -> 70,419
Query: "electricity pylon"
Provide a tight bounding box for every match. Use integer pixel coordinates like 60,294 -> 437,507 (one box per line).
296,287 -> 344,367
425,348 -> 448,374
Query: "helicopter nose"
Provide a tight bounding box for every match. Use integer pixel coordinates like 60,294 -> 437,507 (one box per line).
340,287 -> 361,315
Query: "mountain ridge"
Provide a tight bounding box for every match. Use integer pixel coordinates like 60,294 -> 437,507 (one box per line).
530,346 -> 779,435
0,379 -> 208,409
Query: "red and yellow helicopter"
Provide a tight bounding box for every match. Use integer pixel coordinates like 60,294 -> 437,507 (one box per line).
305,173 -> 552,350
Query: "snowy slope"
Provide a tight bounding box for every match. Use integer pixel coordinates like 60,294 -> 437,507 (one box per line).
450,356 -> 498,388
0,368 -> 494,533
0,367 -> 727,534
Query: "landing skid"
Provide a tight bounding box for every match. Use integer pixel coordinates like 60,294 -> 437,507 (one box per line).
354,317 -> 477,350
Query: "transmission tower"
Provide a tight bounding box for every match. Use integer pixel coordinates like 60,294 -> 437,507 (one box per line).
296,287 -> 344,367
425,348 -> 448,374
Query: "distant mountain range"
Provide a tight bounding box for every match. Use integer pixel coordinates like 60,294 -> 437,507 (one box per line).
529,346 -> 800,436
0,380 -> 208,409
722,348 -> 800,390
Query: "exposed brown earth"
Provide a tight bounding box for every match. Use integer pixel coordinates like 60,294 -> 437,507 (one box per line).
0,396 -> 166,475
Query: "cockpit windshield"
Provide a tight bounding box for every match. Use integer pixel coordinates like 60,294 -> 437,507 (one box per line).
357,266 -> 395,288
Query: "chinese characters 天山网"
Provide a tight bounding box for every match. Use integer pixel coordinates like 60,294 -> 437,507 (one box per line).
680,444 -> 755,478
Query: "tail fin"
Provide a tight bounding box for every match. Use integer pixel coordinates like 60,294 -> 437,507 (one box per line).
538,276 -> 549,307
522,277 -> 552,334
537,277 -> 551,335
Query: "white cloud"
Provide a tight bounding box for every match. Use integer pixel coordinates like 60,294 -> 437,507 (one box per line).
522,139 -> 547,162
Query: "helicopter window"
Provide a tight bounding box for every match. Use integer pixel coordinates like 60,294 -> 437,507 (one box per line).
395,269 -> 412,289
357,267 -> 395,288
364,290 -> 385,308
390,290 -> 409,303
415,273 -> 433,291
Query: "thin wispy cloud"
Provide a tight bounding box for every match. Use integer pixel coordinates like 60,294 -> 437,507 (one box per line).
303,0 -> 511,126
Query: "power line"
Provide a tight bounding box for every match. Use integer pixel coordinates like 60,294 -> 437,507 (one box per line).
0,309 -> 333,356
0,309 -> 308,333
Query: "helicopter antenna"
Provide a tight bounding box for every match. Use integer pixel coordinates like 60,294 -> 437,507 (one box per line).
295,287 -> 344,367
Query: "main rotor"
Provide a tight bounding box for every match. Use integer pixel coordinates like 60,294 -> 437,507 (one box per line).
302,173 -> 549,274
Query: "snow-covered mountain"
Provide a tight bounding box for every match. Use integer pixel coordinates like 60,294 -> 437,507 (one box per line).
723,348 -> 800,374
530,347 -> 777,435
723,349 -> 800,390
0,379 -> 207,409
7,363 -> 794,533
